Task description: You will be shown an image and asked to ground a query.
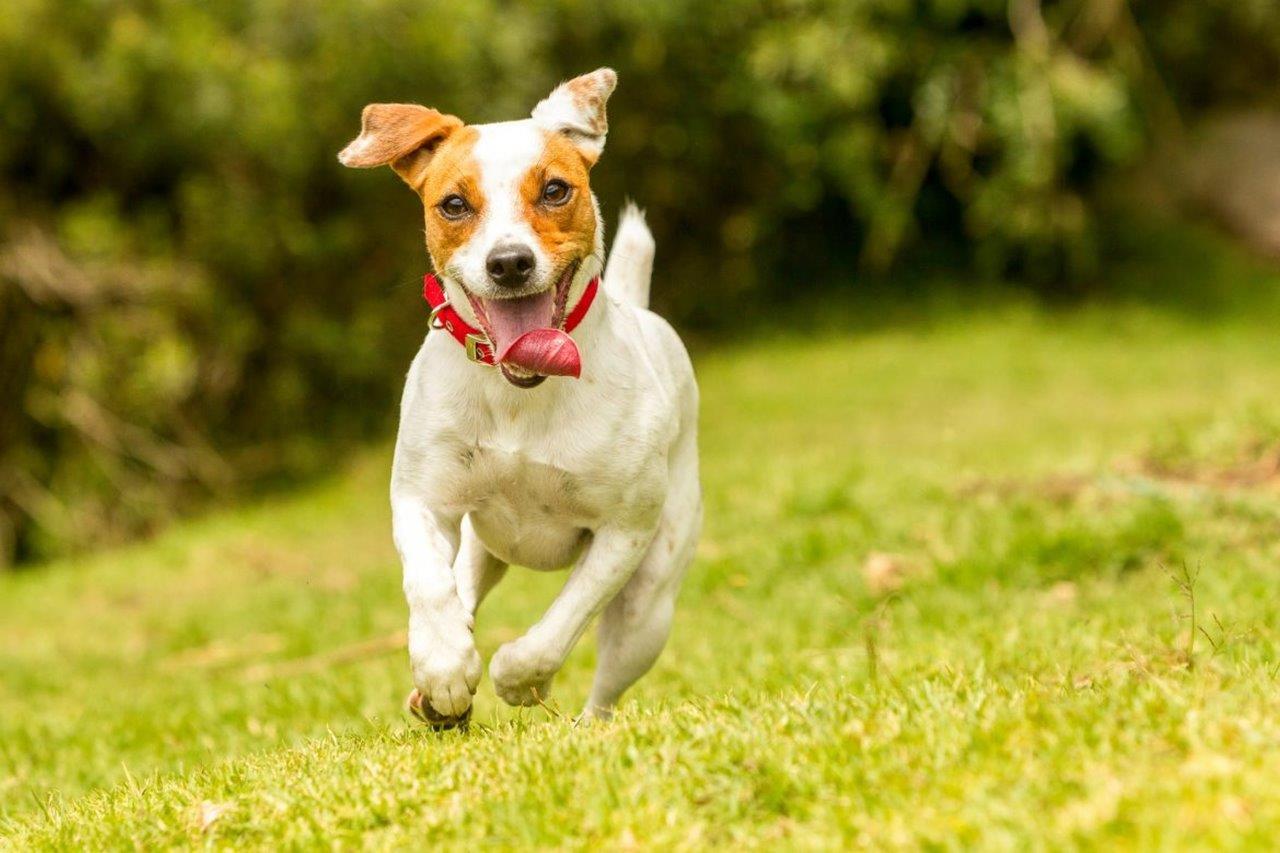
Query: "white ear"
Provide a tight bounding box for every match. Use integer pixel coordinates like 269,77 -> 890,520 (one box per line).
531,68 -> 617,165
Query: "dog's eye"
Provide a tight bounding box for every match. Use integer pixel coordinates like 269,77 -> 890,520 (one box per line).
541,179 -> 571,206
438,195 -> 471,220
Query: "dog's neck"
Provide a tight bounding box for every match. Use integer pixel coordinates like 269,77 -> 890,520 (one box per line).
434,258 -> 612,390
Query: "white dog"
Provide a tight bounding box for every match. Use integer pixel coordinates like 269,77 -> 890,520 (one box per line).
339,68 -> 701,725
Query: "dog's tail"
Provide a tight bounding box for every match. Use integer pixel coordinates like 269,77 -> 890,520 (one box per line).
603,201 -> 654,309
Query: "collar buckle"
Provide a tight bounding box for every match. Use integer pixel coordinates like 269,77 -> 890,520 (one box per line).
465,333 -> 493,364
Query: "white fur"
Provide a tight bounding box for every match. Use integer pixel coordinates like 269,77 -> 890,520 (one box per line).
604,202 -> 654,309
531,68 -> 616,163
443,122 -> 557,300
391,115 -> 700,721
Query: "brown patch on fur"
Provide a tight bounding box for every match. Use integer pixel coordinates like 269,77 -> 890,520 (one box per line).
535,69 -> 616,166
417,126 -> 484,271
563,70 -> 614,136
338,104 -> 462,187
519,131 -> 597,273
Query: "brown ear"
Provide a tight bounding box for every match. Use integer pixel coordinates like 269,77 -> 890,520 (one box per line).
338,104 -> 462,187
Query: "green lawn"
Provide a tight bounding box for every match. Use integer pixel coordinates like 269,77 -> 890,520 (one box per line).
5,273 -> 1280,846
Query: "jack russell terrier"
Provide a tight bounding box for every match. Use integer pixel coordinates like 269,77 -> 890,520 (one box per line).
339,68 -> 701,725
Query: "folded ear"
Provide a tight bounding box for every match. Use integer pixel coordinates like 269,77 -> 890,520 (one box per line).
531,68 -> 617,166
338,104 -> 462,187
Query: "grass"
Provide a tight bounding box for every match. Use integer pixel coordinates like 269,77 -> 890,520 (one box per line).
5,245 -> 1280,846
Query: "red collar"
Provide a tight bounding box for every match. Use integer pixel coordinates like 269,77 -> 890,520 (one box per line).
422,274 -> 600,365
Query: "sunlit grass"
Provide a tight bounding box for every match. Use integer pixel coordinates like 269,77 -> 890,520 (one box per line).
4,294 -> 1280,846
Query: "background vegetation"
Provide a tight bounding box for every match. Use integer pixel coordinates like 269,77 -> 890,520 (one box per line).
2,0 -> 1279,563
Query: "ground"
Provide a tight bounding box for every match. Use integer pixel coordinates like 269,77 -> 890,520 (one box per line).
3,227 -> 1280,848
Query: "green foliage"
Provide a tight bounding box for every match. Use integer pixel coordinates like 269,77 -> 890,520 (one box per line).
1137,0 -> 1280,109
1,0 -> 1277,562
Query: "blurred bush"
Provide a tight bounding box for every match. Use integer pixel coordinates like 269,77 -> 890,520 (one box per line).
1,0 -> 1276,564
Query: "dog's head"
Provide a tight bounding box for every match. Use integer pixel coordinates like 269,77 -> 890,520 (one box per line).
339,69 -> 616,388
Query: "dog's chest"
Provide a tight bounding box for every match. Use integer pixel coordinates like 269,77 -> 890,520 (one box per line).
425,377 -> 665,517
422,396 -> 663,566
404,344 -> 675,569
450,441 -> 598,516
435,441 -> 612,569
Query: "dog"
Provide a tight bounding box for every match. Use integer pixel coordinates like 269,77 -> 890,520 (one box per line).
339,68 -> 701,724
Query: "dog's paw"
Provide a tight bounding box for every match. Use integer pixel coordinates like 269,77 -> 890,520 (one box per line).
490,639 -> 557,707
408,625 -> 482,719
407,688 -> 472,730
578,703 -> 614,724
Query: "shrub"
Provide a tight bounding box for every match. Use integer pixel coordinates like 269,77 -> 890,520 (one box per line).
0,0 -> 1275,562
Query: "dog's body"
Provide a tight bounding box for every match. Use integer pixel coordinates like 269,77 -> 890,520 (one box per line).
340,69 -> 700,722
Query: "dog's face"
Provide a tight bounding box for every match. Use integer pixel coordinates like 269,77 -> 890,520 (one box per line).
340,69 -> 615,388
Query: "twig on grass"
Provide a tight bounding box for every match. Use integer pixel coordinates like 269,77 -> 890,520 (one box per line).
530,688 -> 564,721
241,631 -> 406,682
1200,613 -> 1226,657
27,789 -> 54,825
864,626 -> 879,687
1167,560 -> 1201,670
863,599 -> 906,696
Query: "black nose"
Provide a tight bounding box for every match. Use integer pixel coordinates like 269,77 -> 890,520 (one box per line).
486,244 -> 536,288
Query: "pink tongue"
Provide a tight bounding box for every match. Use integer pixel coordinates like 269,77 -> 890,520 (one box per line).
499,329 -> 581,378
483,291 -> 582,378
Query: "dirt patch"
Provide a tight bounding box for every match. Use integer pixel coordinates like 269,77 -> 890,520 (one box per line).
1122,440 -> 1280,491
961,438 -> 1280,503
241,631 -> 405,682
163,633 -> 285,672
957,472 -> 1097,505
861,552 -> 913,596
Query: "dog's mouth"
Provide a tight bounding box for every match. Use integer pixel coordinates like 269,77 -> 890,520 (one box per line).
466,263 -> 581,388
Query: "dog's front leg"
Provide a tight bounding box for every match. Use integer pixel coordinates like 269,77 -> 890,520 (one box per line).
392,494 -> 481,720
490,525 -> 654,706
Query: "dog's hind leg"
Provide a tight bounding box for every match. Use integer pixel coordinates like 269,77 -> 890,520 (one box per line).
454,514 -> 508,618
584,500 -> 700,719
584,444 -> 702,718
